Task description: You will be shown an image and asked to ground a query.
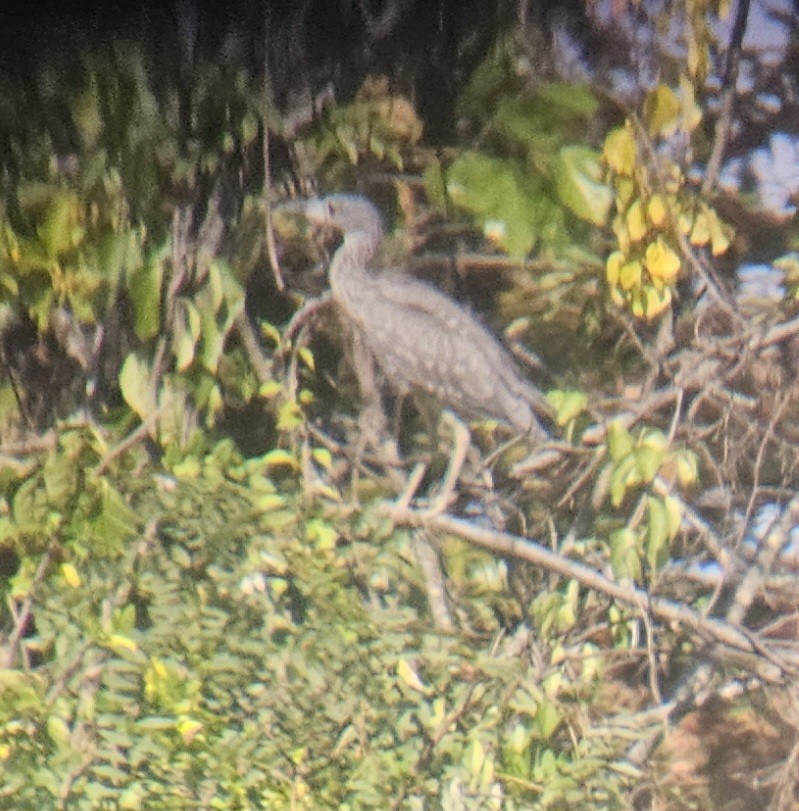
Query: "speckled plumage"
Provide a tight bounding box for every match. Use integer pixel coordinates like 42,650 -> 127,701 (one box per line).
284,193 -> 552,437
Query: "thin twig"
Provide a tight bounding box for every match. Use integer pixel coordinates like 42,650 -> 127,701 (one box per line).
234,313 -> 274,385
701,0 -> 752,196
93,413 -> 160,477
3,543 -> 56,668
262,5 -> 285,292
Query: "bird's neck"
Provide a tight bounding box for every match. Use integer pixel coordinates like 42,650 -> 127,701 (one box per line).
329,232 -> 379,304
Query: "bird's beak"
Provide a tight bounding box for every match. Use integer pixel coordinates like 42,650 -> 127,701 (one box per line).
274,198 -> 328,224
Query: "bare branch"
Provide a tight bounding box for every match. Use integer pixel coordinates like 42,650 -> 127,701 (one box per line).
702,0 -> 752,196
391,507 -> 793,678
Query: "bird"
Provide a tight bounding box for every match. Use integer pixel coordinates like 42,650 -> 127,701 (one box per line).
280,192 -> 554,632
278,193 -> 553,439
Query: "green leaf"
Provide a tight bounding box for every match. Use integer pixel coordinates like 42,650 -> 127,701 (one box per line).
606,420 -> 634,461
305,518 -> 338,551
609,527 -> 641,581
71,75 -> 103,148
555,146 -> 612,225
36,191 -> 85,260
645,84 -> 681,138
119,353 -> 151,419
603,126 -> 636,176
47,716 -> 71,748
646,495 -> 670,571
446,151 -> 558,257
610,454 -> 639,507
634,445 -> 664,483
173,298 -> 201,371
128,248 -> 166,341
547,389 -> 587,426
43,451 -> 78,509
537,82 -> 598,117
100,479 -> 139,537
197,259 -> 244,373
534,700 -> 562,740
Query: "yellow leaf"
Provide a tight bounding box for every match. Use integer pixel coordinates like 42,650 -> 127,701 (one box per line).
679,77 -> 703,132
258,380 -> 282,400
262,449 -> 298,468
616,177 -> 636,208
260,321 -> 281,345
603,126 -> 636,176
640,284 -> 673,319
674,449 -> 698,486
298,346 -> 315,371
61,562 -> 81,588
610,285 -> 625,307
612,215 -> 631,254
690,212 -> 710,246
664,495 -> 683,539
645,238 -> 680,285
305,518 -> 338,551
312,447 -> 332,469
619,260 -> 643,291
625,200 -> 647,242
469,738 -> 485,777
108,633 -> 138,653
255,493 -> 286,511
178,718 -> 203,744
708,209 -> 731,256
276,399 -> 303,431
172,457 -> 201,480
647,194 -> 668,227
429,697 -> 446,729
606,250 -> 624,285
397,658 -> 430,694
269,577 -> 289,599
645,84 -> 680,138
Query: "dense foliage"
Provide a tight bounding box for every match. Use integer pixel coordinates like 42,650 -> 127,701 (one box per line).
1,2 -> 798,809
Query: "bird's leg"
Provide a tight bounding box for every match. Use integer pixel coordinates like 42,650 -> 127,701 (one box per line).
425,410 -> 470,515
411,528 -> 455,633
350,329 -> 401,470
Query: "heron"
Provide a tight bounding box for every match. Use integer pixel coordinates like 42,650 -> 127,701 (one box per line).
279,193 -> 553,440
280,193 -> 553,630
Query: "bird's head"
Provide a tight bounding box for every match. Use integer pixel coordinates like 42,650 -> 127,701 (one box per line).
277,193 -> 383,241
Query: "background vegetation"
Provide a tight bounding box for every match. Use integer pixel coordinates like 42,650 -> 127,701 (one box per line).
1,0 -> 798,808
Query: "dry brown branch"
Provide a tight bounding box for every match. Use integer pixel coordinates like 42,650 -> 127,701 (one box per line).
729,497 -> 799,627
234,313 -> 274,385
94,412 -> 160,477
0,432 -> 57,456
391,507 -> 795,678
2,543 -> 56,668
262,13 -> 285,293
701,0 -> 751,196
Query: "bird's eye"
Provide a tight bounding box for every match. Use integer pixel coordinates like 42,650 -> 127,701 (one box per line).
327,202 -> 336,217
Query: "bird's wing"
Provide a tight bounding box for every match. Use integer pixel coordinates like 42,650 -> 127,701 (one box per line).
350,271 -> 552,428
376,272 -> 552,413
